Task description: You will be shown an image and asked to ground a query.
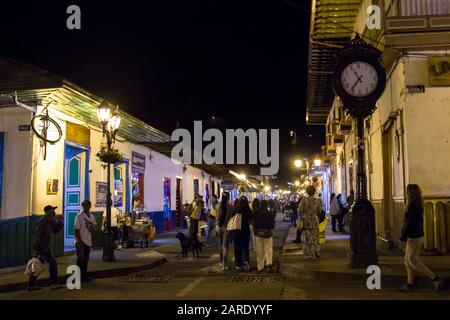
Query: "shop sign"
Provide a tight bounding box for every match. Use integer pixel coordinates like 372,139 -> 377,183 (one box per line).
18,125 -> 31,131
46,179 -> 59,195
95,181 -> 108,207
66,122 -> 90,146
406,85 -> 425,94
132,151 -> 146,170
429,56 -> 450,87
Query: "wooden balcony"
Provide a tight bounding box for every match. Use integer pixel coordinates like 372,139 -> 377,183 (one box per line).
385,1 -> 450,49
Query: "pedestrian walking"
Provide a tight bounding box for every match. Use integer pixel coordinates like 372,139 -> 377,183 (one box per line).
299,186 -> 322,259
336,194 -> 347,233
253,200 -> 276,273
188,194 -> 203,240
75,200 -> 97,282
250,198 -> 260,252
290,197 -> 299,227
216,192 -> 232,270
399,184 -> 444,293
27,205 -> 64,291
329,193 -> 342,232
233,196 -> 252,272
207,194 -> 219,243
346,190 -> 355,208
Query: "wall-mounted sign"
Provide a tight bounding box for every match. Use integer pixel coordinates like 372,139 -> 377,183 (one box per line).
95,181 -> 108,207
18,125 -> 31,131
429,56 -> 450,87
46,179 -> 58,195
132,151 -> 146,171
66,122 -> 90,146
406,85 -> 425,94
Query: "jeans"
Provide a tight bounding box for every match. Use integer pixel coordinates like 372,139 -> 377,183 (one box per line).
290,212 -> 298,226
404,237 -> 436,280
255,236 -> 273,271
234,229 -> 250,267
28,248 -> 58,287
76,242 -> 91,280
217,227 -> 230,267
331,215 -> 344,231
206,217 -> 216,243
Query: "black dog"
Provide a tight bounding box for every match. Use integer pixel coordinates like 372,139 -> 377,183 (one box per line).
175,232 -> 203,258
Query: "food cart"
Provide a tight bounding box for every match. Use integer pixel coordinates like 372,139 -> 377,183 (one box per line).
118,210 -> 156,248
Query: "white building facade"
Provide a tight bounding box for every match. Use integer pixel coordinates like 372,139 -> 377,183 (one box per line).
307,0 -> 450,252
0,58 -> 225,267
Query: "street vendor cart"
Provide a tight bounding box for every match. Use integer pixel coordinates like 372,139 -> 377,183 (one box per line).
119,211 -> 156,248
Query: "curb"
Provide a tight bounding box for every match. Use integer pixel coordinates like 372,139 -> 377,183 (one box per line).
0,256 -> 169,293
279,262 -> 450,289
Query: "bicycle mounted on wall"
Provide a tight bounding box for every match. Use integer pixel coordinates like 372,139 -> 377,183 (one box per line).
13,93 -> 63,160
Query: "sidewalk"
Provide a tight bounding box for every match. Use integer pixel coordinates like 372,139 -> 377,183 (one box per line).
279,224 -> 450,288
0,230 -> 182,292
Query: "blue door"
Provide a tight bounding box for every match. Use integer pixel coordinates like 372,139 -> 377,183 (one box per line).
64,144 -> 89,247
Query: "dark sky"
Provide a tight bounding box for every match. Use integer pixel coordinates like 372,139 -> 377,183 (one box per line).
1,0 -> 324,182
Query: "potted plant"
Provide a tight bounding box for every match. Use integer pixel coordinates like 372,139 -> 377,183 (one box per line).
96,143 -> 124,164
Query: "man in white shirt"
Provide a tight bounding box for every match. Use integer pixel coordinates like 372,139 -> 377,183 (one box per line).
75,200 -> 97,282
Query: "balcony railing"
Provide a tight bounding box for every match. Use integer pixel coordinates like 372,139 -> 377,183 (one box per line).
387,0 -> 450,17
385,0 -> 450,36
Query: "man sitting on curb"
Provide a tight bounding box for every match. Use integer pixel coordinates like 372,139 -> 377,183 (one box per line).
27,205 -> 64,291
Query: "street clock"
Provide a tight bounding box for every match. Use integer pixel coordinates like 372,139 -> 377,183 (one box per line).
332,34 -> 386,118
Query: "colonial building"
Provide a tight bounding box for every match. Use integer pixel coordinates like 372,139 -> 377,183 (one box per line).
307,0 -> 450,251
0,57 -> 227,268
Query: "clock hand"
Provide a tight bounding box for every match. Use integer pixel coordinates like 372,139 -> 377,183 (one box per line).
351,78 -> 359,92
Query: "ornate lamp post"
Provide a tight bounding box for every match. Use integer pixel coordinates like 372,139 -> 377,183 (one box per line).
332,35 -> 386,268
97,100 -> 122,262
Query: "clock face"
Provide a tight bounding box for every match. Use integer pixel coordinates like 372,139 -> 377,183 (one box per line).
340,61 -> 378,98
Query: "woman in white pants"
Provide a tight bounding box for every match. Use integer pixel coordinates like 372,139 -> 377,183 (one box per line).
399,184 -> 444,292
253,199 -> 276,273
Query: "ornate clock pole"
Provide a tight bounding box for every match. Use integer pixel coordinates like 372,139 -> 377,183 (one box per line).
332,35 -> 386,268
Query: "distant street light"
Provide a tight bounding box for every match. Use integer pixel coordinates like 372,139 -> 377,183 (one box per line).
294,159 -> 303,168
294,180 -> 300,187
314,158 -> 322,166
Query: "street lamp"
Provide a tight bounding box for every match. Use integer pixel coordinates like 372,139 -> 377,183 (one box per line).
294,180 -> 300,187
294,159 -> 302,168
97,100 -> 121,262
314,158 -> 322,167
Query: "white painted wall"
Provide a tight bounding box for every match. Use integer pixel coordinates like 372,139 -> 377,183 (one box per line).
1,104 -> 222,221
0,107 -> 33,219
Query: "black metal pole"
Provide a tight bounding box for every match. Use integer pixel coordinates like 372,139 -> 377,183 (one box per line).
349,115 -> 378,268
103,133 -> 116,262
356,116 -> 367,200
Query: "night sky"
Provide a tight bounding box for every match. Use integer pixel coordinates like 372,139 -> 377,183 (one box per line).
1,0 -> 324,182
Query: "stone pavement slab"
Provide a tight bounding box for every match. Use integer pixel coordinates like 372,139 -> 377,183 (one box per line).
0,231 -> 182,292
280,224 -> 450,289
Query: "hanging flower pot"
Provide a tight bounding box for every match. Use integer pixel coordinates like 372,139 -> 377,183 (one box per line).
96,144 -> 124,164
